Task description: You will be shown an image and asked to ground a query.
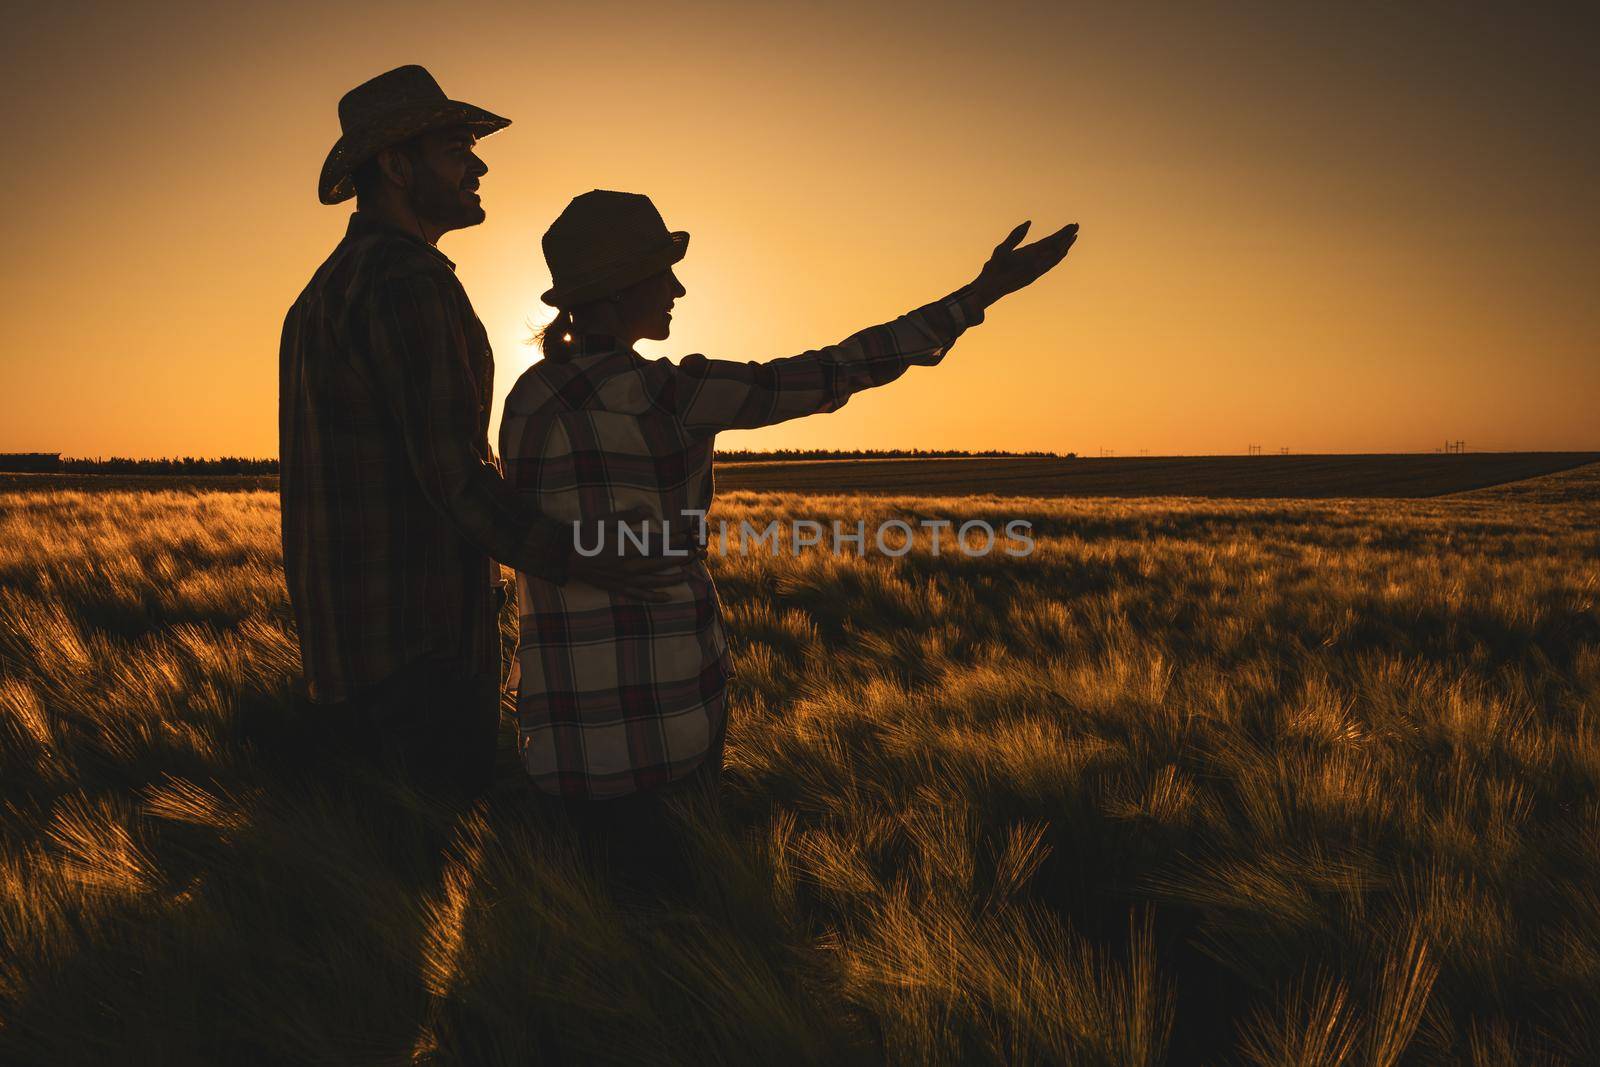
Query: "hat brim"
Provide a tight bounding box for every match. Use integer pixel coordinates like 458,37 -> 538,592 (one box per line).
318,101 -> 511,205
541,231 -> 690,308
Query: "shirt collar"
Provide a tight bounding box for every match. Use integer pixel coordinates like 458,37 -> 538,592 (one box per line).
345,212 -> 456,271
570,333 -> 623,357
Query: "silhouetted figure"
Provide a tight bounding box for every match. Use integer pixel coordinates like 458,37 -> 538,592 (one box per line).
278,68 -> 690,803
501,189 -> 1076,886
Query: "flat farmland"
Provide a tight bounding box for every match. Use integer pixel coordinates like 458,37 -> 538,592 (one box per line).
712,451 -> 1600,498
4,451 -> 1597,500
1,461 -> 1598,1063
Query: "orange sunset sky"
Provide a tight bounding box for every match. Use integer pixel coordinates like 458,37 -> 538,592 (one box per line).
1,1 -> 1595,458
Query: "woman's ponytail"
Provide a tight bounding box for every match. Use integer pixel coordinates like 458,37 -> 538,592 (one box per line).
535,308 -> 578,361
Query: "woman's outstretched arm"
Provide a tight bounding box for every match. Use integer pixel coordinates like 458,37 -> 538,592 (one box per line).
663,220 -> 1078,435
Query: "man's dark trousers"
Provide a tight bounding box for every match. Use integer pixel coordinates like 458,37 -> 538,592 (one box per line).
313,654 -> 502,802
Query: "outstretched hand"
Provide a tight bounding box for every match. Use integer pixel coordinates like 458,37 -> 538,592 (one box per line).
970,220 -> 1078,309
565,505 -> 705,603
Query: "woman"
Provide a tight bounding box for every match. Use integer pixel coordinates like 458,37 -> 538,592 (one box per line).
499,190 -> 1077,885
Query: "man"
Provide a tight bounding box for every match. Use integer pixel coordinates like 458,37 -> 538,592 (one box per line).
279,66 -> 687,801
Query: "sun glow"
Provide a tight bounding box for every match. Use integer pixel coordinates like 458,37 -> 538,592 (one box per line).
0,5 -> 1595,457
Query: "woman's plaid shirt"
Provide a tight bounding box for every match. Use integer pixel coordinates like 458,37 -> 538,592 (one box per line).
498,287 -> 986,799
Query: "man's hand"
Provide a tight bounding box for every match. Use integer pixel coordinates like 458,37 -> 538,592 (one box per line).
566,505 -> 704,603
970,220 -> 1079,309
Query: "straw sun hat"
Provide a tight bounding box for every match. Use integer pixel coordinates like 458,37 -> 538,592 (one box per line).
318,65 -> 510,206
541,190 -> 690,308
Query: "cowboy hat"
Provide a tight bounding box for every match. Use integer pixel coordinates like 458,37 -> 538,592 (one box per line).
318,65 -> 510,205
541,190 -> 690,308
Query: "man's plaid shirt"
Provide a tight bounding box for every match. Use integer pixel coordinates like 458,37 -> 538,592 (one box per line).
280,213 -> 569,704
499,287 -> 986,799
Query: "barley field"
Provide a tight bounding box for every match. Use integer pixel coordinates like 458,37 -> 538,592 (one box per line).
1,465 -> 1598,1064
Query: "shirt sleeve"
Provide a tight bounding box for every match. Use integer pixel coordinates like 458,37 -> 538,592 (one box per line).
664,286 -> 986,434
365,268 -> 572,584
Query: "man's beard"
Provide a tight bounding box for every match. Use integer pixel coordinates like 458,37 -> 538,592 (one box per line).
409,168 -> 484,230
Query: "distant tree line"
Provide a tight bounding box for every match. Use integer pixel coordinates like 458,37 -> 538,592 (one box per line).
714,448 -> 1075,461
0,453 -> 63,473
7,449 -> 1075,475
57,456 -> 281,475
